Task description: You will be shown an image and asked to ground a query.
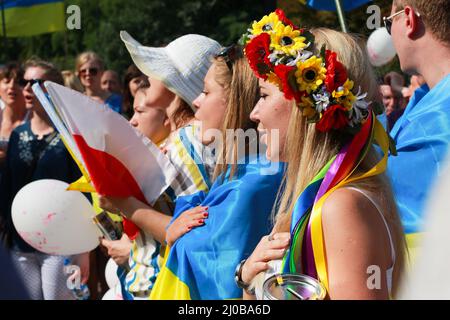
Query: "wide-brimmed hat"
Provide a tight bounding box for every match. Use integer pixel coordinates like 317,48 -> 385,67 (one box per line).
120,31 -> 221,108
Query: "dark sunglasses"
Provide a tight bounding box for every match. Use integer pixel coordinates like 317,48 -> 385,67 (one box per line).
18,78 -> 45,87
79,67 -> 99,76
215,44 -> 243,71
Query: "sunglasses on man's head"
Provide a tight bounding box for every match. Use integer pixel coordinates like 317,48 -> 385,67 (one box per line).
79,67 -> 99,76
18,78 -> 45,87
215,44 -> 243,71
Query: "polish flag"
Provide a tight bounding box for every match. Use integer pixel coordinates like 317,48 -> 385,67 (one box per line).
35,81 -> 177,239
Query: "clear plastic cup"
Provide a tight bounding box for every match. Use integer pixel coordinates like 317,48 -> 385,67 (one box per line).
262,273 -> 326,300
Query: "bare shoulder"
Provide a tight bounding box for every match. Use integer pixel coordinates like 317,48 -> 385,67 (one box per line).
321,187 -> 386,243
320,188 -> 391,299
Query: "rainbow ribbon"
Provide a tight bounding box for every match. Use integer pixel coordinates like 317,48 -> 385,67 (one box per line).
282,112 -> 390,293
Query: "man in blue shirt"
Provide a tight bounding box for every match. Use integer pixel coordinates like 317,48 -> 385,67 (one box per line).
386,0 -> 450,234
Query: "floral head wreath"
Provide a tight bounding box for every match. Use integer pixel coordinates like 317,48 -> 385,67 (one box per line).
240,9 -> 376,134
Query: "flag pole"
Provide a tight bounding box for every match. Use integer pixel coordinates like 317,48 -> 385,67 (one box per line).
334,0 -> 349,33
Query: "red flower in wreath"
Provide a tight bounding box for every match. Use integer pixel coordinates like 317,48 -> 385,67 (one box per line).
245,33 -> 272,80
324,50 -> 348,93
316,104 -> 349,132
275,9 -> 301,31
274,64 -> 304,102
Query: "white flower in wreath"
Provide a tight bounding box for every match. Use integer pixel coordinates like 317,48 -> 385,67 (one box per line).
284,50 -> 313,67
312,90 -> 331,113
349,87 -> 369,127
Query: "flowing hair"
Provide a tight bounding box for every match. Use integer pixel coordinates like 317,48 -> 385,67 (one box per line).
271,28 -> 406,297
212,55 -> 259,181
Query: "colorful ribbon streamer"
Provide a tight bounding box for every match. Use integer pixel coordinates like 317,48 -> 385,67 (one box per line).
283,112 -> 390,294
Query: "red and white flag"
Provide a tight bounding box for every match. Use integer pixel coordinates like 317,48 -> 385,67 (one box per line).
33,81 -> 177,238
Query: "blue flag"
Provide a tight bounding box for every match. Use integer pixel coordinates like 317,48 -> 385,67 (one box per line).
303,0 -> 371,11
151,157 -> 285,299
388,74 -> 450,234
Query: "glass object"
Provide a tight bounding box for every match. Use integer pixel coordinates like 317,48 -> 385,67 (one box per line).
262,273 -> 326,300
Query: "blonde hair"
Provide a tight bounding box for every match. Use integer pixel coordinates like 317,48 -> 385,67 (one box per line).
212,55 -> 259,181
62,70 -> 84,92
272,28 -> 406,297
75,51 -> 105,73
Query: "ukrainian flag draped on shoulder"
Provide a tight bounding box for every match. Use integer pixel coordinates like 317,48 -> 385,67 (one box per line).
387,74 -> 450,262
388,75 -> 450,234
1,0 -> 65,37
150,156 -> 285,300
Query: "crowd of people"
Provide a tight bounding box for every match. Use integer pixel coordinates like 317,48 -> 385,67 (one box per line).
0,0 -> 450,300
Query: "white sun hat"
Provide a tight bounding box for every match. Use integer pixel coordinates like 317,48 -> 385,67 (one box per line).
120,31 -> 221,108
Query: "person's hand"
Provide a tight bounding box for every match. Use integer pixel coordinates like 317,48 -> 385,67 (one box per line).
384,71 -> 405,96
100,234 -> 132,267
160,145 -> 169,155
71,251 -> 90,285
241,232 -> 290,285
165,206 -> 208,247
402,86 -> 411,99
98,196 -> 121,214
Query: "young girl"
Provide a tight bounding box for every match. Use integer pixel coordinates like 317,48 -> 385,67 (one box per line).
121,64 -> 148,119
99,32 -> 221,299
237,10 -> 406,300
149,47 -> 285,300
100,83 -> 172,298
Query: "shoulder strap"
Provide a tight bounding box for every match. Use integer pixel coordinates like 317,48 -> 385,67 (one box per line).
344,187 -> 396,266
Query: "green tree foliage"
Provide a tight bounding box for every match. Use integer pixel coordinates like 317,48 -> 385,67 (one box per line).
279,0 -> 402,81
1,0 -> 403,82
1,0 -> 276,76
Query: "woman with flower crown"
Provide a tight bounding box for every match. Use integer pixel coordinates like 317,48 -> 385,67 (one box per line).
235,10 -> 406,300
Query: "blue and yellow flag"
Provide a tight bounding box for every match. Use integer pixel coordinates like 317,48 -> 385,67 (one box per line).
387,77 -> 450,234
150,157 -> 285,300
387,75 -> 450,263
1,0 -> 65,37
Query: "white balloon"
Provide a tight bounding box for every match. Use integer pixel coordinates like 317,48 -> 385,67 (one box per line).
12,179 -> 101,255
105,258 -> 119,289
366,27 -> 397,67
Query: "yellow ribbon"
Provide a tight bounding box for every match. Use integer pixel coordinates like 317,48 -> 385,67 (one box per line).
310,118 -> 390,292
